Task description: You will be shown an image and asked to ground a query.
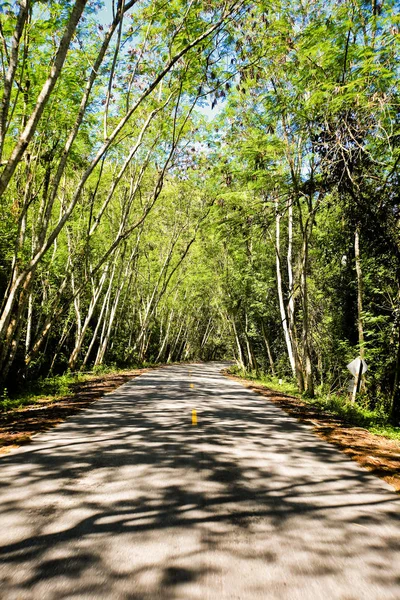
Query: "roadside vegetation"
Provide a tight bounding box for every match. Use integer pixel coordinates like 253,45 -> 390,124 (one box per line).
0,366 -> 138,412
1,0 -> 400,430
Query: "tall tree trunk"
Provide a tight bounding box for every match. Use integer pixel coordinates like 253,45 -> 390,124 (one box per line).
175,333 -> 187,362
286,196 -> 304,389
287,197 -> 295,327
244,311 -> 258,373
168,320 -> 185,362
0,0 -> 29,161
391,303 -> 400,422
0,269 -> 34,380
24,271 -> 69,368
261,320 -> 276,376
355,225 -> 365,359
275,200 -> 301,386
231,318 -> 245,370
300,232 -> 314,396
68,267 -> 109,370
156,309 -> 174,362
25,290 -> 33,356
49,318 -> 74,374
83,258 -> 118,368
200,317 -> 213,350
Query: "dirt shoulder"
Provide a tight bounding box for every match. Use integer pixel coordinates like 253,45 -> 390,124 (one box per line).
0,370 -> 144,455
226,372 -> 400,493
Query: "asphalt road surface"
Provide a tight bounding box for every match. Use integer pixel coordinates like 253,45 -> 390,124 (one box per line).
0,363 -> 400,600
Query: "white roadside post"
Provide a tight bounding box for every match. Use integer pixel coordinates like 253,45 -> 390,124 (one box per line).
347,357 -> 368,403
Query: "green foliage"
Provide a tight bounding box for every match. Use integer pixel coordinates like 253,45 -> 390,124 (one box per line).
229,365 -> 299,396
0,372 -> 86,412
92,363 -> 119,375
0,0 -> 400,425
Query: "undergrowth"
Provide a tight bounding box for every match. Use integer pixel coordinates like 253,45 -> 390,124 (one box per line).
0,371 -> 92,412
228,366 -> 400,442
0,366 -> 141,413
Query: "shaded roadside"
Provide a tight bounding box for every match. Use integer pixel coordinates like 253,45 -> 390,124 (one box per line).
226,372 -> 400,493
0,370 -> 144,453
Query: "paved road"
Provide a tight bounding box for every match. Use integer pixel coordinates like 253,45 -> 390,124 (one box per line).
0,363 -> 399,599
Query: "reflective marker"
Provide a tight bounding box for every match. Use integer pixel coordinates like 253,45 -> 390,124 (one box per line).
192,409 -> 197,425
190,383 -> 194,389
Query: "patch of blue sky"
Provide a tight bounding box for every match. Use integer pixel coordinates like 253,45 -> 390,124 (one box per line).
95,0 -> 113,26
197,99 -> 223,121
92,0 -> 223,121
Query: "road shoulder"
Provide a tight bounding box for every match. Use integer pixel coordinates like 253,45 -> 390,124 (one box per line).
225,371 -> 400,493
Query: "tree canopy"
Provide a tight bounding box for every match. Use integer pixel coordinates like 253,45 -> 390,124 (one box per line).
1,0 -> 400,418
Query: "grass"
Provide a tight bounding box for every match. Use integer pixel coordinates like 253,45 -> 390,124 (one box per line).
228,366 -> 400,443
0,366 -> 143,413
0,371 -> 93,412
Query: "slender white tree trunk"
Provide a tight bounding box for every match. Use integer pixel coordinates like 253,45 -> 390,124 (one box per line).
68,267 -> 109,369
355,226 -> 365,359
275,200 -> 296,377
261,320 -> 276,376
231,318 -> 245,370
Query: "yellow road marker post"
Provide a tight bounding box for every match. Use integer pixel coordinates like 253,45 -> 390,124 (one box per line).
190,383 -> 195,389
192,409 -> 197,426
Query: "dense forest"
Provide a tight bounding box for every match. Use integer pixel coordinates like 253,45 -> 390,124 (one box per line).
0,0 -> 399,417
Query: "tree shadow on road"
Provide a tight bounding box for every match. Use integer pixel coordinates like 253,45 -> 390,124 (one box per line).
0,364 -> 399,599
